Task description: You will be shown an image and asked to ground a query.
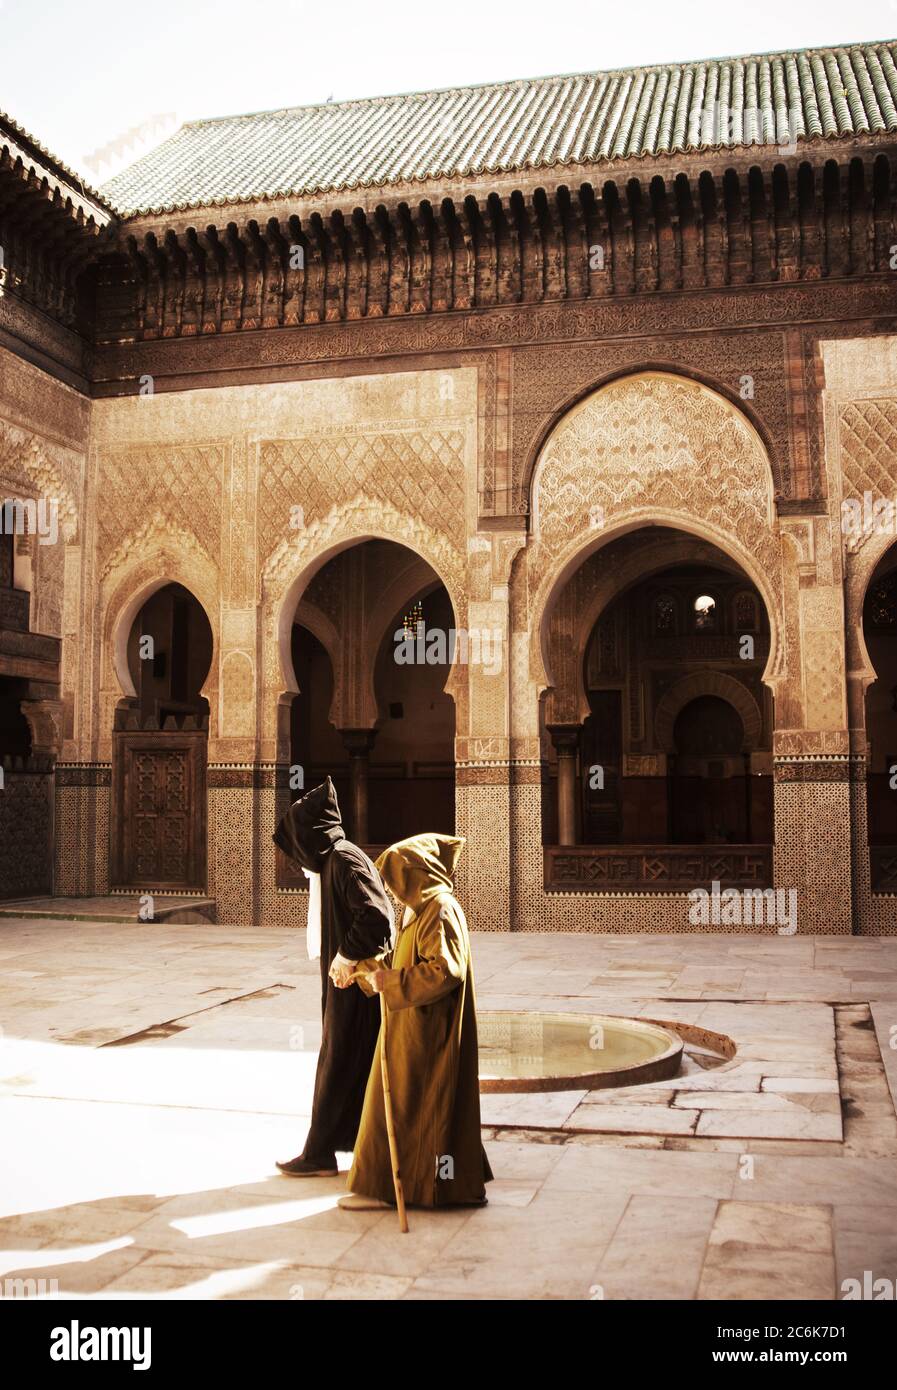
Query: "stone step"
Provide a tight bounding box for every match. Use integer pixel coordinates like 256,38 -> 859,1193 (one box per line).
0,895 -> 217,925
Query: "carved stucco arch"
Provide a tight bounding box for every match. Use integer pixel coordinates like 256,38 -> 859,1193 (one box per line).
0,421 -> 80,543
655,671 -> 764,754
844,530 -> 897,731
261,499 -> 468,756
98,538 -> 220,749
283,555 -> 458,734
292,598 -> 344,727
533,512 -> 783,697
545,531 -> 749,725
520,361 -> 786,509
527,372 -> 783,701
0,422 -> 80,642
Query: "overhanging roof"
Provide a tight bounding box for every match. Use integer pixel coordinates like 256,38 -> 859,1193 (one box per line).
101,39 -> 897,217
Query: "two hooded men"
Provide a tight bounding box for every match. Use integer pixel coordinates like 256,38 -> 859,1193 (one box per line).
273,778 -> 492,1208
273,777 -> 392,1176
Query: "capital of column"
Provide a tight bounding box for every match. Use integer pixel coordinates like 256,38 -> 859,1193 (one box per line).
20,698 -> 64,760
338,727 -> 379,757
546,723 -> 581,755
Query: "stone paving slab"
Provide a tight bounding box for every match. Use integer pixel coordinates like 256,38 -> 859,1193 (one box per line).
870,1001 -> 897,1118
594,1194 -> 719,1300
1,920 -> 896,1301
0,898 -> 217,925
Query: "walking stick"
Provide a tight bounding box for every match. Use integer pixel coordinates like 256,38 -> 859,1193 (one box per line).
349,972 -> 409,1233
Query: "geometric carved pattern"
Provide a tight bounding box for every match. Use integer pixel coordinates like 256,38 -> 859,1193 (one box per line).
0,419 -> 79,542
221,650 -> 256,737
257,428 -> 467,565
0,769 -> 53,898
0,418 -> 77,641
545,844 -> 773,892
839,399 -> 897,553
531,373 -> 782,698
512,331 -> 791,504
133,749 -> 188,882
96,444 -> 225,568
261,495 -> 468,707
533,374 -> 776,583
112,734 -> 206,891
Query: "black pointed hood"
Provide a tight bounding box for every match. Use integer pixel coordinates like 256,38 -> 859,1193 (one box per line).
273,776 -> 344,872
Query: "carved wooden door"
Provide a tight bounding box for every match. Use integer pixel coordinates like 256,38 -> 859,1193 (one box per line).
111,731 -> 207,891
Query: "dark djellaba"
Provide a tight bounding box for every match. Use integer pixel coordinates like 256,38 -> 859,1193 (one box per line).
272,777 -> 393,1176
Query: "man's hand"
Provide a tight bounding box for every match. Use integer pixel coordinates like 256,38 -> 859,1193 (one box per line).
329,953 -> 357,989
364,969 -> 388,994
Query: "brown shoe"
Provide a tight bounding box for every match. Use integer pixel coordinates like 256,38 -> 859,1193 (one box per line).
276,1155 -> 338,1177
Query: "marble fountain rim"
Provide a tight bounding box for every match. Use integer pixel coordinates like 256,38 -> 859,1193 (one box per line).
476,1010 -> 738,1094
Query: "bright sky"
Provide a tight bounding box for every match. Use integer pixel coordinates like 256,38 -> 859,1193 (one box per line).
1,0 -> 894,182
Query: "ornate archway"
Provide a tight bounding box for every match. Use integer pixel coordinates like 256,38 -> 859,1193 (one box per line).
527,370 -> 783,698
260,498 -> 468,762
100,552 -> 218,896
269,527 -> 462,880
655,672 -> 763,753
99,535 -> 221,756
523,371 -> 780,894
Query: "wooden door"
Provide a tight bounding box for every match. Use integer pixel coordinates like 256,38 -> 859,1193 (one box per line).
111,731 -> 207,890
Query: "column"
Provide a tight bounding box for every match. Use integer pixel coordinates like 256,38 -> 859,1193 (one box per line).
339,728 -> 377,845
548,724 -> 581,846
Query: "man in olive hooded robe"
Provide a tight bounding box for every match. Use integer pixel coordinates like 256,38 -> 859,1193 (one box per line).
338,833 -> 493,1209
273,777 -> 393,1176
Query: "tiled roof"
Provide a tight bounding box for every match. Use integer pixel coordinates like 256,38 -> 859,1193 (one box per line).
0,111 -> 114,223
103,40 -> 897,217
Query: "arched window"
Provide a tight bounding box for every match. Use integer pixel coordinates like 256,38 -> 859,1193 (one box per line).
733,591 -> 758,632
692,593 -> 717,630
653,593 -> 677,634
866,572 -> 897,632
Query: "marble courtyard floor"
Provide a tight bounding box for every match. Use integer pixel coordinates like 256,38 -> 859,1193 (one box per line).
1,918 -> 897,1301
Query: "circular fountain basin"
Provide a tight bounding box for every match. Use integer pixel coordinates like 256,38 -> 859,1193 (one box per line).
478,1011 -> 684,1093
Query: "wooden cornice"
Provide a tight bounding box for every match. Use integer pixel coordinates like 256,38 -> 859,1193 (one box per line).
86,154 -> 897,344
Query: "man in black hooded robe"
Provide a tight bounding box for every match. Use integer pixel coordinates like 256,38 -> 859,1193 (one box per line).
273,776 -> 393,1176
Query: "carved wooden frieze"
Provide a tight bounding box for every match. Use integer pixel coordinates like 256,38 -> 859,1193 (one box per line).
545,844 -> 773,892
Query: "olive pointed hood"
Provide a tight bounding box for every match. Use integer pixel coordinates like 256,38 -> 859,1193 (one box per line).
273,776 -> 344,873
375,833 -> 465,912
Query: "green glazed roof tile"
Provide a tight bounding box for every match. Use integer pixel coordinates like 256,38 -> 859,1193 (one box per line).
99,39 -> 897,217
